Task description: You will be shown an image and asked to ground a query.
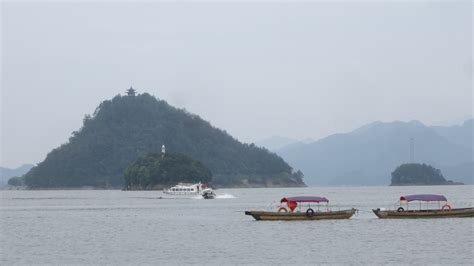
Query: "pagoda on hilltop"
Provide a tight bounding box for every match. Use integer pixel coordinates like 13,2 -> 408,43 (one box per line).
126,86 -> 137,96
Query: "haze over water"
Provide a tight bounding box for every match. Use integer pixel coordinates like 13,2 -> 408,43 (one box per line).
1,186 -> 472,265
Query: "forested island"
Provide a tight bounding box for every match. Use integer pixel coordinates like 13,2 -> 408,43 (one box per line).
23,89 -> 305,189
124,152 -> 212,190
390,163 -> 463,186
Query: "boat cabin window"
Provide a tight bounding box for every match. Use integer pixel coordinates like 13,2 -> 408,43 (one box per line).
168,187 -> 199,192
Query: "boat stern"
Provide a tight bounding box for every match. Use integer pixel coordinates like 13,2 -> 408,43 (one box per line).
244,211 -> 261,220
372,208 -> 387,218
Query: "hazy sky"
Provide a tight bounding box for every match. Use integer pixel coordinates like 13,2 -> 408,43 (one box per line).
1,1 -> 472,168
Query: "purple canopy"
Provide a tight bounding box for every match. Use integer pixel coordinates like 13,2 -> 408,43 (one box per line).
281,196 -> 329,203
400,194 -> 447,202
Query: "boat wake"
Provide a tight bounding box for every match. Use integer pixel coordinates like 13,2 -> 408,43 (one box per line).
215,193 -> 235,199
190,193 -> 235,199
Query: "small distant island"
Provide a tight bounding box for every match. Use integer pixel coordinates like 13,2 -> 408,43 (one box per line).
390,163 -> 464,186
124,151 -> 212,190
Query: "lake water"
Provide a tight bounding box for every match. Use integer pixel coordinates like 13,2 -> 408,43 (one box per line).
1,186 -> 473,265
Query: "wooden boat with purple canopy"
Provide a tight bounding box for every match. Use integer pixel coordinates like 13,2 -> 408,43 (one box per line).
373,194 -> 474,219
245,196 -> 357,221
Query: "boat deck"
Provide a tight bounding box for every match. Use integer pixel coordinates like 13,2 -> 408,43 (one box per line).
373,207 -> 474,219
245,208 -> 357,221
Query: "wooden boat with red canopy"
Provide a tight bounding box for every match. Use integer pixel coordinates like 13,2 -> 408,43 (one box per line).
373,194 -> 474,219
245,196 -> 357,221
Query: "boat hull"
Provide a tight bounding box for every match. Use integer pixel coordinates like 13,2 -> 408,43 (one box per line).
202,193 -> 215,199
245,209 -> 357,221
373,207 -> 474,219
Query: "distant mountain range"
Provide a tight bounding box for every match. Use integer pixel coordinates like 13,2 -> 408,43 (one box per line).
431,119 -> 473,150
259,119 -> 472,186
0,164 -> 34,186
255,136 -> 298,151
255,136 -> 315,151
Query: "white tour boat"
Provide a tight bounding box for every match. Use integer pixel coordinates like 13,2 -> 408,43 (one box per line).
163,182 -> 215,199
163,182 -> 203,195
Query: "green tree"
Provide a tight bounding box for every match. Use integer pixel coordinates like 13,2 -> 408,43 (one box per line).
8,176 -> 24,186
124,153 -> 212,189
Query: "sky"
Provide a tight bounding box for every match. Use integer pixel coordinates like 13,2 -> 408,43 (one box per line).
1,1 -> 472,168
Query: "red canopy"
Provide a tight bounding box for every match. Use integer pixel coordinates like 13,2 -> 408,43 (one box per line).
399,194 -> 447,202
281,196 -> 329,203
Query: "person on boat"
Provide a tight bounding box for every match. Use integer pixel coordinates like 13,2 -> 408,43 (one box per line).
287,201 -> 297,212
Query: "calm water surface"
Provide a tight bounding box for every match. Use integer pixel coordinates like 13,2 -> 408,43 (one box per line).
1,186 -> 473,265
